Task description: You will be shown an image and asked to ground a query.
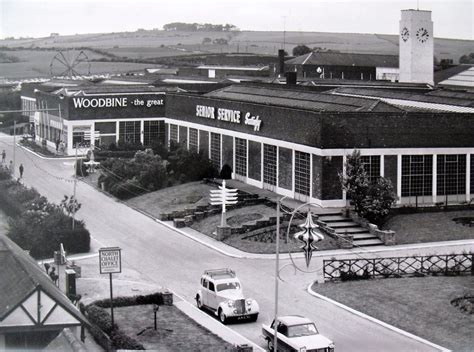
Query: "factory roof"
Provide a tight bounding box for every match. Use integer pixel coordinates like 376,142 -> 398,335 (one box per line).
285,51 -> 399,68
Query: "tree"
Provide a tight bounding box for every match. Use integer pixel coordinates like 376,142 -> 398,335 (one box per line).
339,150 -> 369,215
459,53 -> 474,64
340,150 -> 397,224
360,178 -> 397,224
292,45 -> 312,56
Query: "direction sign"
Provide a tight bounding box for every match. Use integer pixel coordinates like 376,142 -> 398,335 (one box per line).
99,247 -> 122,274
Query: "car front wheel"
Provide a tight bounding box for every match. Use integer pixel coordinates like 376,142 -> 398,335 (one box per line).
196,295 -> 203,310
219,309 -> 227,324
267,338 -> 274,351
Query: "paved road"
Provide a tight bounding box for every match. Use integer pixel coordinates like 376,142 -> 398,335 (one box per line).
0,134 -> 458,351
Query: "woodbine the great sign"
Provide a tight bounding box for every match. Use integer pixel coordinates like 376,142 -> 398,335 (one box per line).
73,97 -> 164,109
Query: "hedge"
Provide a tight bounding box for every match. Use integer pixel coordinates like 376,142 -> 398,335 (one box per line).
93,292 -> 166,308
85,304 -> 145,350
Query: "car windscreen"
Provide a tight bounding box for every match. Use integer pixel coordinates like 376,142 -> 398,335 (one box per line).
216,282 -> 240,291
287,323 -> 318,337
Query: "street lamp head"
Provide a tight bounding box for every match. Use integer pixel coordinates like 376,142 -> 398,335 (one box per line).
294,211 -> 325,268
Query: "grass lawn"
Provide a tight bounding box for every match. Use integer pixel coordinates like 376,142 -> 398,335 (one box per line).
382,210 -> 474,244
312,276 -> 474,352
114,304 -> 235,351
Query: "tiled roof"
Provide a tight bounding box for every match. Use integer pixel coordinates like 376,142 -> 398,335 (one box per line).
285,52 -> 399,68
0,233 -> 88,325
204,85 -> 402,112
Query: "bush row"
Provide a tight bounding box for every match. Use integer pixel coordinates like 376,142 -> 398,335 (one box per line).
93,292 -> 167,308
83,304 -> 145,350
0,168 -> 91,259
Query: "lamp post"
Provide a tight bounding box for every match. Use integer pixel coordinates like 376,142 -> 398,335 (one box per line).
273,199 -> 326,352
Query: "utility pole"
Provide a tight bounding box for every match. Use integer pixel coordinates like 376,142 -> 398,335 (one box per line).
72,142 -> 78,230
13,121 -> 16,178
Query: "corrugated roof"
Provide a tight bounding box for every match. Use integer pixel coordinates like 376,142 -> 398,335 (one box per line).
204,85 -> 402,112
438,66 -> 474,89
333,87 -> 474,108
0,233 -> 88,325
286,52 -> 399,68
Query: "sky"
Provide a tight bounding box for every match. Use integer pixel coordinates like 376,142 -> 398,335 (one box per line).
0,0 -> 473,40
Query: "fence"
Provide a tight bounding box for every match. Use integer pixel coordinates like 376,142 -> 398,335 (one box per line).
323,253 -> 474,281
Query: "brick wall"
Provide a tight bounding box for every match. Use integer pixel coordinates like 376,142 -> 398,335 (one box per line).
199,130 -> 209,158
279,147 -> 292,190
384,155 -> 398,192
248,141 -> 261,181
222,135 -> 233,172
322,156 -> 343,200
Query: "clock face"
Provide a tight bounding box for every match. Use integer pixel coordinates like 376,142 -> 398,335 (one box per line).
401,27 -> 410,42
416,27 -> 430,43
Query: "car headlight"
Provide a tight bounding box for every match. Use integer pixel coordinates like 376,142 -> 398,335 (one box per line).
299,347 -> 307,352
328,342 -> 335,349
246,299 -> 252,306
227,300 -> 235,308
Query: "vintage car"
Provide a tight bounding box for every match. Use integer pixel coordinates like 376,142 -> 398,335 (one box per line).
262,315 -> 335,352
195,268 -> 259,324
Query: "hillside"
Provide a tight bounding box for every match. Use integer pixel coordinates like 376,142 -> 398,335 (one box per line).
1,29 -> 473,80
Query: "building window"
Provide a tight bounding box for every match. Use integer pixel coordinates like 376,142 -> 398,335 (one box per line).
189,128 -> 198,153
144,120 -> 164,147
169,124 -> 178,144
210,132 -> 221,169
72,130 -> 90,147
401,155 -> 432,197
437,154 -> 466,195
361,155 -> 381,183
119,121 -> 140,144
263,144 -> 277,186
295,151 -> 310,196
235,138 -> 247,177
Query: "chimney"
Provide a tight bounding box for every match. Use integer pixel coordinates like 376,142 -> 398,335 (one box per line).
285,71 -> 297,85
278,49 -> 285,76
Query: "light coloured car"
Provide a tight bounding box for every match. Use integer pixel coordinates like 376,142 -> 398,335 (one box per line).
262,315 -> 335,351
195,268 -> 259,324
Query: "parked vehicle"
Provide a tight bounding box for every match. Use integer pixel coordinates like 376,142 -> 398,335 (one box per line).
195,268 -> 259,324
262,315 -> 335,351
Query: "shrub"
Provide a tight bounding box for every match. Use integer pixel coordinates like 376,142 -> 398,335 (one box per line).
86,304 -> 116,335
110,330 -> 145,350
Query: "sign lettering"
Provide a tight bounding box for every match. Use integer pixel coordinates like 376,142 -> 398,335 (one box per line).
195,105 -> 262,131
99,247 -> 122,274
73,97 -> 164,109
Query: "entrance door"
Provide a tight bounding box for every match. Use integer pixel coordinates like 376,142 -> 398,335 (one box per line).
263,144 -> 277,192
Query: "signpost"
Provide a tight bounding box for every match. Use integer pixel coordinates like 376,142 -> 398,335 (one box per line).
209,180 -> 238,227
99,247 -> 122,328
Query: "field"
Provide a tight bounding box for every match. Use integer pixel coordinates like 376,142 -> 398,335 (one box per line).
1,29 -> 473,80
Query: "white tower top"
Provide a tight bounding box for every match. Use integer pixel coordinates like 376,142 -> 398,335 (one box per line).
399,9 -> 434,85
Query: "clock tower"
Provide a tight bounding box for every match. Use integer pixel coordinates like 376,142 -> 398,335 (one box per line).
399,9 -> 434,85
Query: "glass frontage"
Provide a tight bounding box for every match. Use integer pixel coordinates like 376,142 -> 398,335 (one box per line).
72,126 -> 91,147
401,155 -> 432,197
144,120 -> 165,147
210,132 -> 221,169
295,151 -> 310,197
189,128 -> 198,153
119,121 -> 140,144
169,124 -> 178,144
361,155 -> 381,183
235,137 -> 247,178
437,154 -> 466,195
263,144 -> 277,187
471,155 -> 474,195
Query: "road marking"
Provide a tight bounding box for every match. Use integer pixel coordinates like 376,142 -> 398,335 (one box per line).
307,284 -> 451,352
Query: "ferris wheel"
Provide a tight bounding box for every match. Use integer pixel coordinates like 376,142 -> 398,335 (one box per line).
50,50 -> 91,78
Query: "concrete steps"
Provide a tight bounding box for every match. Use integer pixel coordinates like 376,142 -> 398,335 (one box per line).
318,213 -> 384,247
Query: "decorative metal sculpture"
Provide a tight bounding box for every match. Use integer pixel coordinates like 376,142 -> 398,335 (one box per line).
293,211 -> 325,267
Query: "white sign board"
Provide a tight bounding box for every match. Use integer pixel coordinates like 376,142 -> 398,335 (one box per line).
99,247 -> 122,274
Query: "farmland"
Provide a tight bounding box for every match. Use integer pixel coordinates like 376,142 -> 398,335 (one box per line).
1,29 -> 473,80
